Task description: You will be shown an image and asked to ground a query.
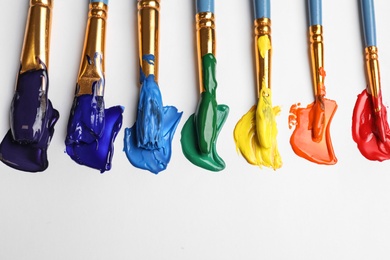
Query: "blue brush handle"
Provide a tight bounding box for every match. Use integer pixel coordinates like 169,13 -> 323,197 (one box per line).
360,0 -> 377,47
90,0 -> 109,5
253,0 -> 270,19
196,0 -> 214,13
308,0 -> 322,26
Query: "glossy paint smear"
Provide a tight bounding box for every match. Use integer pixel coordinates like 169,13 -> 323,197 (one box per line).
124,54 -> 182,174
288,98 -> 337,165
234,88 -> 282,169
181,53 -> 229,171
352,89 -> 390,161
65,53 -> 124,173
233,34 -> 282,170
258,35 -> 271,59
136,55 -> 163,149
0,67 -> 59,172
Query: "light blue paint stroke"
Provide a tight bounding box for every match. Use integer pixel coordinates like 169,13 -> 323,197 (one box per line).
124,105 -> 182,174
124,55 -> 182,174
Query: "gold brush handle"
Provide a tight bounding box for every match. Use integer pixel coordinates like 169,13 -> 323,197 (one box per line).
365,46 -> 381,107
20,0 -> 53,74
196,12 -> 215,93
309,25 -> 325,97
254,17 -> 272,97
138,0 -> 160,82
76,2 -> 108,96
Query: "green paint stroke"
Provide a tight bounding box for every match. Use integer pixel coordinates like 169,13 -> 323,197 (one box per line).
181,53 -> 229,171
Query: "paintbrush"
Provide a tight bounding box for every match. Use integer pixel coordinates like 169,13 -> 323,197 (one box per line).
351,0 -> 390,161
0,0 -> 59,172
124,0 -> 182,174
307,0 -> 327,142
288,0 -> 337,165
180,0 -> 229,171
233,0 -> 282,169
135,0 -> 163,150
65,0 -> 124,173
360,0 -> 386,142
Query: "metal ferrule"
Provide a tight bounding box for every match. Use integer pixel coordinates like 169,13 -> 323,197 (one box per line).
254,17 -> 272,97
20,0 -> 53,74
138,0 -> 160,82
76,2 -> 108,96
196,12 -> 216,93
365,46 -> 381,110
309,25 -> 325,97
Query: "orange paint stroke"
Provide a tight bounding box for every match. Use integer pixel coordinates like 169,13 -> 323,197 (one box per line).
288,99 -> 337,165
318,67 -> 326,96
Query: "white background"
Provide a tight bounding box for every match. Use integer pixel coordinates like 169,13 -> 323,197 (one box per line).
1,0 -> 390,259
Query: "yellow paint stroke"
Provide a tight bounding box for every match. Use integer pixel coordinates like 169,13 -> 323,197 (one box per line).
258,35 -> 271,58
233,88 -> 282,170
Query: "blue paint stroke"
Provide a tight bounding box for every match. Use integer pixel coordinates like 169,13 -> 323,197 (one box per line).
142,54 -> 155,66
65,52 -> 123,173
124,54 -> 182,174
66,99 -> 123,173
135,74 -> 164,149
0,67 -> 59,172
124,105 -> 182,174
67,52 -> 106,145
66,86 -> 105,145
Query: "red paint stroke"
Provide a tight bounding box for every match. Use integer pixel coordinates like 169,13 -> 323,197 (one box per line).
289,99 -> 338,165
352,89 -> 390,161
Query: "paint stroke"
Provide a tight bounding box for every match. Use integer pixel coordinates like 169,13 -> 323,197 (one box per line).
0,68 -> 59,172
352,89 -> 390,161
136,72 -> 163,149
233,32 -> 282,170
66,53 -> 106,145
124,54 -> 182,174
288,98 -> 337,165
124,104 -> 182,174
234,87 -> 282,170
65,95 -> 123,173
65,53 -> 124,173
181,53 -> 229,171
258,35 -> 271,59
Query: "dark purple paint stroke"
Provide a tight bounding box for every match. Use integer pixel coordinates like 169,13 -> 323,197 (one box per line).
10,68 -> 50,143
0,68 -> 59,172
